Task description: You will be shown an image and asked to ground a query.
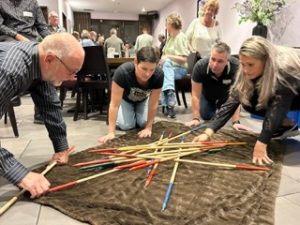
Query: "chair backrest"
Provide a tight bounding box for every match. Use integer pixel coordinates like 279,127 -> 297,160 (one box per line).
77,45 -> 111,80
187,52 -> 198,75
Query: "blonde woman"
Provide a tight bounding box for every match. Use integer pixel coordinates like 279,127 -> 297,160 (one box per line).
160,12 -> 189,118
186,0 -> 221,58
80,29 -> 94,47
194,36 -> 300,165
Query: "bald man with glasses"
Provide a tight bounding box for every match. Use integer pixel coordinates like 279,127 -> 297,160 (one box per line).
0,33 -> 84,198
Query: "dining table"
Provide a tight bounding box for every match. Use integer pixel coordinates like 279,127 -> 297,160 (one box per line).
107,57 -> 134,70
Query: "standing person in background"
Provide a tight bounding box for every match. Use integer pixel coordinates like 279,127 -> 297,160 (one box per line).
104,28 -> 124,58
186,0 -> 221,58
134,27 -> 153,52
97,34 -> 105,46
0,0 -> 52,124
80,29 -> 95,47
48,11 -> 66,33
194,36 -> 300,165
72,31 -> 80,41
185,42 -> 250,132
158,33 -> 166,57
98,47 -> 164,144
160,12 -> 189,118
90,30 -> 98,45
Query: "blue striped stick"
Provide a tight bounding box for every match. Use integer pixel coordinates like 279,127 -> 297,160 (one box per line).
161,137 -> 185,211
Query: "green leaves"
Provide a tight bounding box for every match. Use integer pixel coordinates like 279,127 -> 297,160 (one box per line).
233,0 -> 287,26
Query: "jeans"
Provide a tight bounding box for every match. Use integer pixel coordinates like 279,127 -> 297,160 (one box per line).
200,94 -> 217,120
162,59 -> 187,91
161,59 -> 187,107
161,90 -> 176,107
116,98 -> 148,130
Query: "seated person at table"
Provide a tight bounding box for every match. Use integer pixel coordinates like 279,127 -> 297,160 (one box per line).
98,47 -> 164,144
185,42 -> 250,131
194,36 -> 300,165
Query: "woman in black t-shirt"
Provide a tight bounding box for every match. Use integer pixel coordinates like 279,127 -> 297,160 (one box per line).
98,47 -> 164,144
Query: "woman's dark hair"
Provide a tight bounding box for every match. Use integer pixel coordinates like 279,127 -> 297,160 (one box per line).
136,46 -> 160,64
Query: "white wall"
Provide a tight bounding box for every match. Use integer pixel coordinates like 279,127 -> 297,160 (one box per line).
91,12 -> 138,21
153,0 -> 300,54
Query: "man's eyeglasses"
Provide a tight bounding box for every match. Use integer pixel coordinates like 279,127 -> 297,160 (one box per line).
55,55 -> 76,75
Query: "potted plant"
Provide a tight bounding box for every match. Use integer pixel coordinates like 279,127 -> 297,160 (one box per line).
234,0 -> 287,38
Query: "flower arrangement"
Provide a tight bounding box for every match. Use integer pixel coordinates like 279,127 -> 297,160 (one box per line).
234,0 -> 287,26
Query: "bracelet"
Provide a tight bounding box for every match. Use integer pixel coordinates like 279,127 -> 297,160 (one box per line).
193,117 -> 200,121
232,120 -> 241,125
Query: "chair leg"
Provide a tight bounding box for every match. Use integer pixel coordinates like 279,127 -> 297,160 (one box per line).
7,104 -> 19,137
181,90 -> 188,109
83,90 -> 88,120
73,88 -> 81,121
4,112 -> 8,124
71,88 -> 76,98
175,89 -> 181,106
59,87 -> 67,108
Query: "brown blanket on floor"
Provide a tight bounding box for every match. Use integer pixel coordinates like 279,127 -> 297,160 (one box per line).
33,121 -> 283,225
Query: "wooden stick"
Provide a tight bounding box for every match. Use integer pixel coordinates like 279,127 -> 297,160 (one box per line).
145,134 -> 167,187
175,159 -> 271,171
161,140 -> 183,211
111,142 -> 245,152
48,168 -> 121,192
0,145 -> 75,215
0,161 -> 57,216
128,150 -> 200,171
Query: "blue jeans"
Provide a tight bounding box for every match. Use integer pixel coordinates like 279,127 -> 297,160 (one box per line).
200,94 -> 217,120
116,99 -> 148,130
161,59 -> 187,106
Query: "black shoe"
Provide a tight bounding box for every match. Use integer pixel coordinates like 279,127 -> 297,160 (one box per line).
34,114 -> 44,124
162,106 -> 168,116
167,106 -> 176,119
272,124 -> 300,140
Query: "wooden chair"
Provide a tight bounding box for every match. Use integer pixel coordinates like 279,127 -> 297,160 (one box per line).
175,52 -> 198,108
73,46 -> 111,121
59,79 -> 78,108
4,96 -> 20,137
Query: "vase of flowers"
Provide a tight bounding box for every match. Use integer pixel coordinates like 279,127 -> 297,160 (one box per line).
234,0 -> 287,38
252,22 -> 268,38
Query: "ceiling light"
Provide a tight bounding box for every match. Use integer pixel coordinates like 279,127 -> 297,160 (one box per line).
142,7 -> 146,12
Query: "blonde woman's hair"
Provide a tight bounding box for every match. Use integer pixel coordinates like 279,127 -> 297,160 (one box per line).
202,0 -> 220,16
166,12 -> 182,30
233,36 -> 300,110
81,29 -> 90,39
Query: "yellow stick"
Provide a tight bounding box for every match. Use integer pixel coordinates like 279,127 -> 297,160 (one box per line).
0,161 -> 57,216
118,142 -> 246,151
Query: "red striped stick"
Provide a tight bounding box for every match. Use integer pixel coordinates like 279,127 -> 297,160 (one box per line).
48,168 -> 121,192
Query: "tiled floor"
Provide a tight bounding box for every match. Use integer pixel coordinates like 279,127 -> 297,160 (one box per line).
0,94 -> 300,225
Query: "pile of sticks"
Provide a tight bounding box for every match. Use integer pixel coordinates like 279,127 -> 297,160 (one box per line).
48,131 -> 271,210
